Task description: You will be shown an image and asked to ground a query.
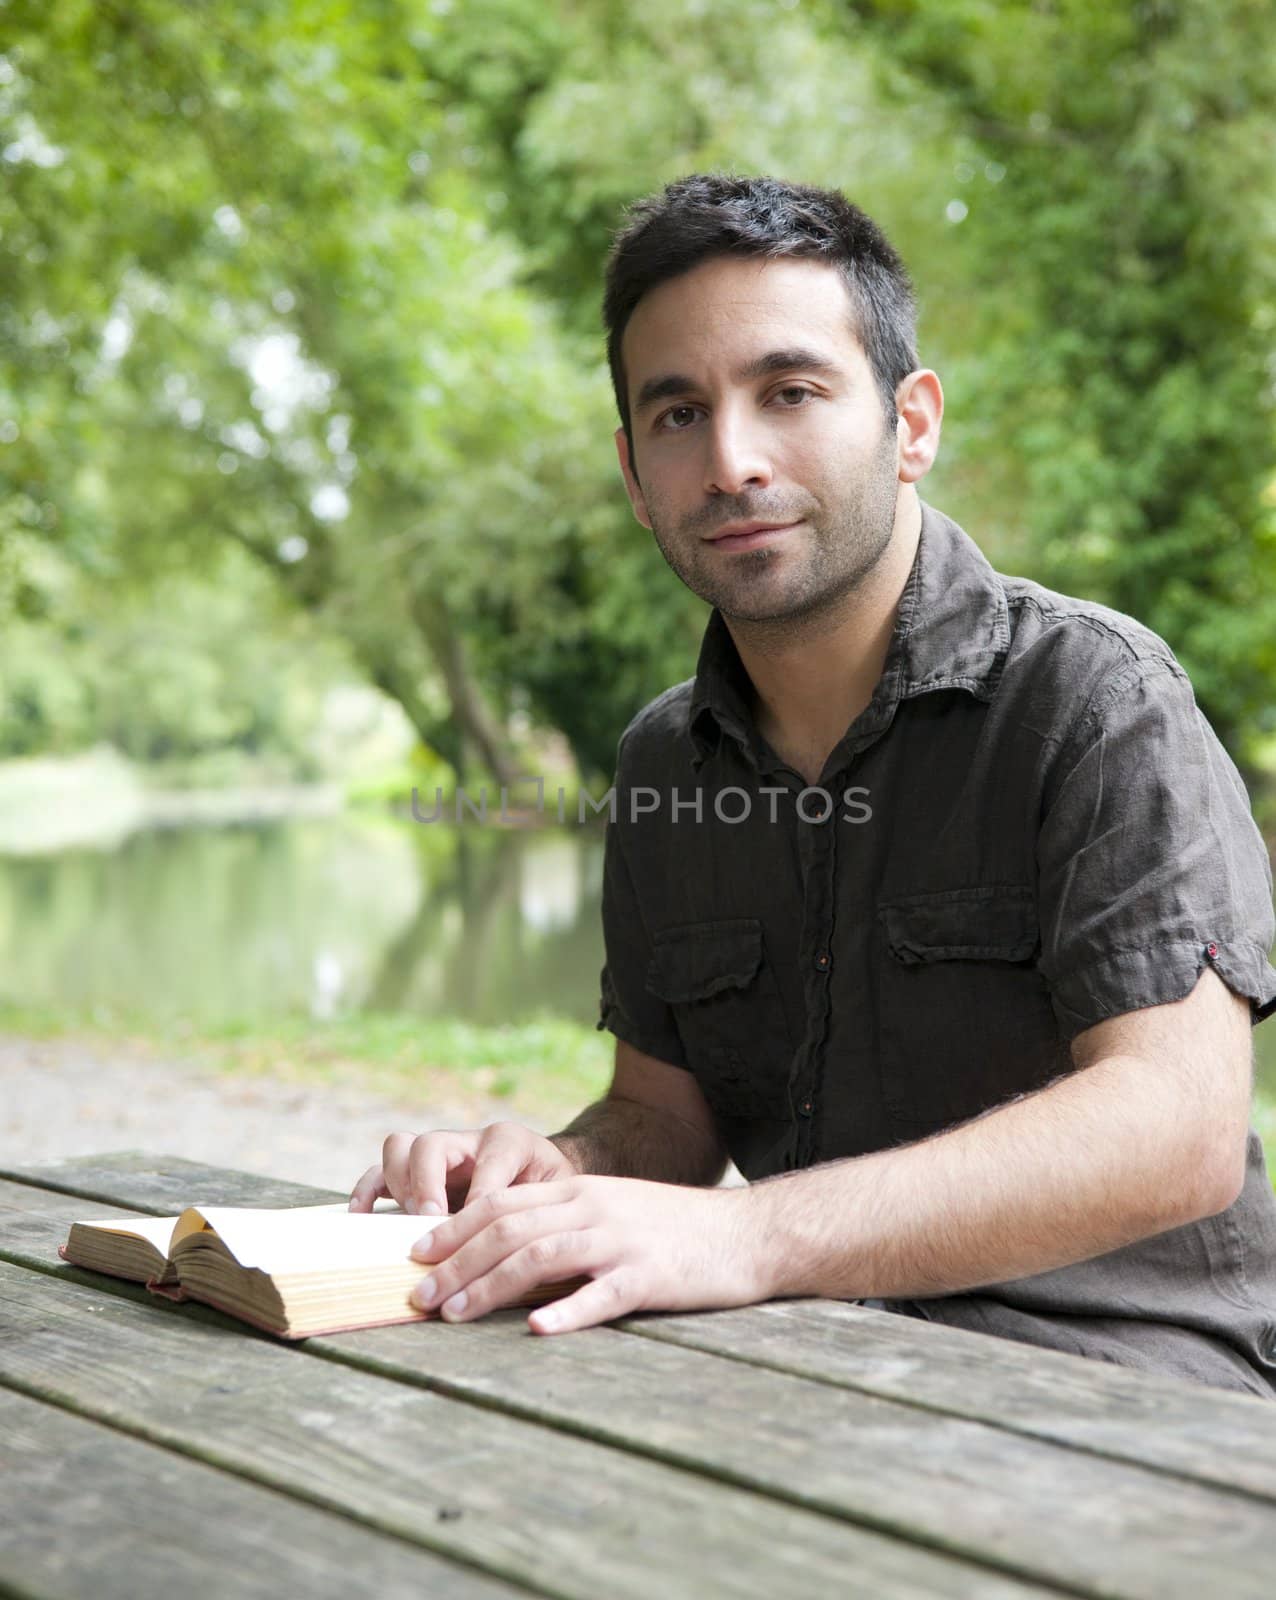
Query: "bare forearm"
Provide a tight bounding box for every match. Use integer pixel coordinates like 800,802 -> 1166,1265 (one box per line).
551,1096 -> 725,1185
753,1048 -> 1240,1303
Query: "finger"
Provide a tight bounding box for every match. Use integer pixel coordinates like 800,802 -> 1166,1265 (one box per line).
348,1164 -> 389,1213
409,1198 -> 583,1311
463,1123 -> 540,1209
407,1132 -> 478,1217
528,1270 -> 639,1335
416,1226 -> 595,1322
444,1165 -> 479,1212
379,1132 -> 419,1210
410,1179 -> 579,1262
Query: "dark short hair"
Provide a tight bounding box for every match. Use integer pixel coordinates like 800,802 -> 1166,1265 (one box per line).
603,172 -> 919,458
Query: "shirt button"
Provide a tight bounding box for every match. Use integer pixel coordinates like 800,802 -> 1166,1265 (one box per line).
814,952 -> 831,972
1205,941 -> 1219,960
799,1098 -> 814,1116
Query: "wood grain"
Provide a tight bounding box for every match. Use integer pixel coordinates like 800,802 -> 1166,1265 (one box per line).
5,1164 -> 1276,1599
0,1259 -> 1048,1600
0,1152 -> 339,1213
620,1298 -> 1276,1501
314,1310 -> 1276,1600
0,1386 -> 526,1600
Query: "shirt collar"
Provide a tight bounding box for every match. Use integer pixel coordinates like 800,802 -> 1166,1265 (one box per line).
686,499 -> 1011,769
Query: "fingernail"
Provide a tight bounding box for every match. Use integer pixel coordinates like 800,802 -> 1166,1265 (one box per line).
441,1290 -> 468,1319
423,1200 -> 443,1215
411,1276 -> 437,1309
410,1236 -> 436,1261
534,1307 -> 560,1332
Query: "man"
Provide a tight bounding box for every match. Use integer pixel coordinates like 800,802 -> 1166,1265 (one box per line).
351,174 -> 1276,1396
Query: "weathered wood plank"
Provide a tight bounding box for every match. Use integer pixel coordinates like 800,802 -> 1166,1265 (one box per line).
315,1317 -> 1276,1600
619,1299 -> 1276,1503
19,1153 -> 1274,1506
0,1386 -> 526,1600
0,1151 -> 339,1212
4,1177 -> 1274,1600
0,1264 -> 1045,1600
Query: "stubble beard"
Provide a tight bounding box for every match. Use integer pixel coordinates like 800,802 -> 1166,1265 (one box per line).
646,427 -> 901,628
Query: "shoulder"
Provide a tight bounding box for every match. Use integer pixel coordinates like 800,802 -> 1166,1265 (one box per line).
613,678 -> 697,779
1001,570 -> 1181,676
996,571 -> 1193,744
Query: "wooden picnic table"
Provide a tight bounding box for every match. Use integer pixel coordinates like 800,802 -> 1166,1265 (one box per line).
1,1151 -> 1275,1599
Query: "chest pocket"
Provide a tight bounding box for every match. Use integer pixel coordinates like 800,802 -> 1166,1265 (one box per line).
874,886 -> 1066,1134
646,918 -> 794,1123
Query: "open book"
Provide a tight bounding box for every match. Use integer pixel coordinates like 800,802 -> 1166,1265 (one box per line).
58,1201 -> 574,1340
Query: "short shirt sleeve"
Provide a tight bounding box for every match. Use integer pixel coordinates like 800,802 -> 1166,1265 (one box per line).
1035,658 -> 1276,1039
596,805 -> 690,1068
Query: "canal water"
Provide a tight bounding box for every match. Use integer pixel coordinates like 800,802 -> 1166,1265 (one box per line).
2,813 -> 1273,1101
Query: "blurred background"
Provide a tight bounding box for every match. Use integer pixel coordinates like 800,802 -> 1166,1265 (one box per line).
1,0 -> 1274,1183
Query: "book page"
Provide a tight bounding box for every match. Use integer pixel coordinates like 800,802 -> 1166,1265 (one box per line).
72,1216 -> 180,1252
173,1205 -> 446,1273
68,1198 -> 399,1258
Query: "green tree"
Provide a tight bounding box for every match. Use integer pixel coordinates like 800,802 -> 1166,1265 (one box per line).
1,0 -> 703,780
833,0 -> 1276,753
4,0 -> 1272,781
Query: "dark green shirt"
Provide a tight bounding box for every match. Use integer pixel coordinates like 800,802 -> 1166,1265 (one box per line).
597,500 -> 1276,1395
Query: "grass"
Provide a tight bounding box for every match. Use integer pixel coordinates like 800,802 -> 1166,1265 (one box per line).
0,1003 -> 614,1125
4,1000 -> 1275,1174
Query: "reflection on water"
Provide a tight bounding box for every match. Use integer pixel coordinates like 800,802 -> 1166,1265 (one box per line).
0,816 -> 606,1028
2,814 -> 1275,1102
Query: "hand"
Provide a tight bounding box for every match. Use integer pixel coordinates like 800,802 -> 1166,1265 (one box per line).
348,1123 -> 578,1216
407,1174 -> 768,1334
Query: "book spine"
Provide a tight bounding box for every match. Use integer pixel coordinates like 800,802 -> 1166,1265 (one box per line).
146,1278 -> 192,1302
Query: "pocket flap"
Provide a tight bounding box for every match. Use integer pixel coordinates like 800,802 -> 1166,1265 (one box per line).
879,887 -> 1038,965
647,919 -> 765,1003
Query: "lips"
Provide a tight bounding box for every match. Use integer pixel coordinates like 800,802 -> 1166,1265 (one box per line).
706,521 -> 800,552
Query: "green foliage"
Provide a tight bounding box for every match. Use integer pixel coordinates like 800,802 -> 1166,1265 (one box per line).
0,538 -> 347,771
1,0 -> 1273,779
835,0 -> 1276,752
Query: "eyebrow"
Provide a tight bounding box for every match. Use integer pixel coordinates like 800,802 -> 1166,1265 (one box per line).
632,347 -> 845,417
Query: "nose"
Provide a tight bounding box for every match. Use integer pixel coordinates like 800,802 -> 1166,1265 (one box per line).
703,407 -> 774,497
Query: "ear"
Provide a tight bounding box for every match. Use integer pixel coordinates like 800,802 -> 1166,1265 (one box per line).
614,427 -> 652,529
893,370 -> 943,484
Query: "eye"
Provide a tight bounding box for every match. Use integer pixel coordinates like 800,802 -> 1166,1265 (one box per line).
655,404 -> 701,432
653,386 -> 816,432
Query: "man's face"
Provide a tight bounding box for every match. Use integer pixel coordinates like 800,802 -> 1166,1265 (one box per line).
616,256 -> 903,624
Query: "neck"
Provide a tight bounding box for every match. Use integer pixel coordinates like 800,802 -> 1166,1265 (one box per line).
725,490 -> 922,787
